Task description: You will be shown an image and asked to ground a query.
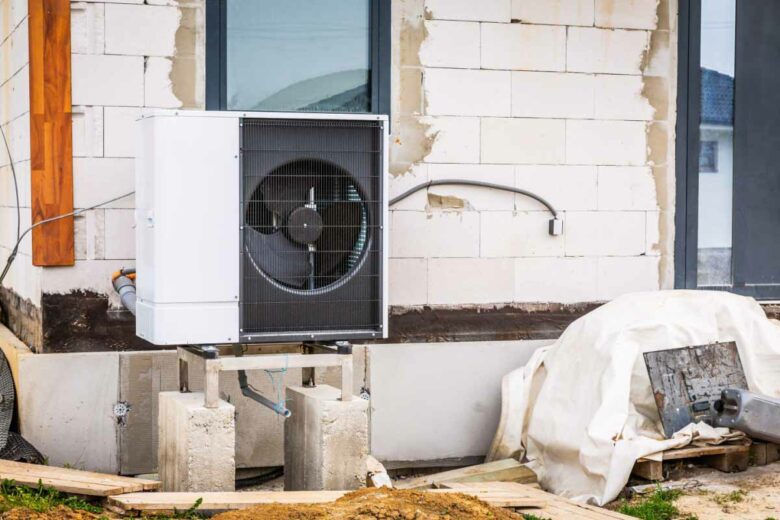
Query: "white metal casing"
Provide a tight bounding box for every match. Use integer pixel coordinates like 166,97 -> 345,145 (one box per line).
136,110 -> 390,346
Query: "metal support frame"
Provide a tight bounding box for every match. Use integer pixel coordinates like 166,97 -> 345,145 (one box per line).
177,343 -> 354,409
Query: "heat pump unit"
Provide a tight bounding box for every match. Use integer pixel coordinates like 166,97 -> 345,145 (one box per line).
135,110 -> 389,345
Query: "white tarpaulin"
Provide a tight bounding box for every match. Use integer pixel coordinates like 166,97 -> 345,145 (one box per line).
487,291 -> 780,505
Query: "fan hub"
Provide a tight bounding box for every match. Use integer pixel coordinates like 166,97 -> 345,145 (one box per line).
286,207 -> 324,245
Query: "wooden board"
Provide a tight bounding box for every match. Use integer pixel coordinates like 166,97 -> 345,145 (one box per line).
28,0 -> 75,266
632,443 -> 751,481
395,458 -> 537,490
0,460 -> 160,497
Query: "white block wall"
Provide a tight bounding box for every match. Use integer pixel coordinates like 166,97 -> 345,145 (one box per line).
389,0 -> 674,306
0,0 -> 41,304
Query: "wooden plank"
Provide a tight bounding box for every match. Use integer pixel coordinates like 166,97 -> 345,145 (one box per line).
632,460 -> 664,481
395,459 -> 537,490
658,443 -> 749,461
633,444 -> 751,481
28,0 -> 74,266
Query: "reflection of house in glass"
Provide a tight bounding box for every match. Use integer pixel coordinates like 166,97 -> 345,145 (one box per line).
697,67 -> 735,286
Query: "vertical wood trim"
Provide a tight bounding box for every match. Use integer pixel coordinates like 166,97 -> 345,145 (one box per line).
28,0 -> 74,266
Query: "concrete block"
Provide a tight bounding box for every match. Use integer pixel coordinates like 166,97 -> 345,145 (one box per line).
567,27 -> 649,75
73,158 -> 135,209
424,69 -> 510,117
512,71 -> 595,119
71,2 -> 104,54
0,18 -> 28,86
515,165 -> 598,211
145,57 -> 182,108
511,0 -> 594,26
389,164 -> 429,211
40,259 -> 130,303
391,211 -> 480,259
566,120 -> 647,166
284,385 -> 368,491
105,3 -> 179,57
515,257 -> 599,303
1,113 -> 30,163
72,106 -> 104,158
594,74 -> 654,120
425,0 -> 510,23
104,107 -> 141,158
646,210 -> 661,256
369,340 -> 552,464
428,164 -> 515,211
2,67 -> 29,124
597,166 -> 658,210
481,118 -> 565,165
482,23 -> 566,72
564,211 -> 647,256
72,54 -> 144,107
424,117 -> 480,164
595,0 -> 659,30
419,20 -> 480,69
428,258 -> 514,305
19,352 -> 119,473
480,211 -> 564,258
104,209 -> 136,260
390,258 -> 428,306
73,209 -> 105,261
597,255 -> 660,299
159,392 -> 235,492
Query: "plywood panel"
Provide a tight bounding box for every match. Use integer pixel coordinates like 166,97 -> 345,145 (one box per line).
28,0 -> 74,266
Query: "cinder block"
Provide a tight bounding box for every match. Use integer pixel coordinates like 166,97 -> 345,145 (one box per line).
73,158 -> 135,209
425,0 -> 510,23
595,0 -> 659,30
567,27 -> 649,75
425,69 -> 510,117
597,256 -> 660,299
389,164 -> 429,211
158,392 -> 235,492
72,106 -> 104,158
594,74 -> 654,120
646,210 -> 661,256
105,3 -> 179,57
40,259 -> 130,303
427,164 -> 515,210
390,258 -> 428,306
515,257 -> 599,303
597,166 -> 658,210
419,20 -> 480,69
145,57 -> 182,108
564,211 -> 646,256
512,71 -> 595,119
73,209 -> 105,261
566,120 -> 647,166
284,385 -> 368,491
428,258 -> 514,305
104,209 -> 136,260
511,0 -> 594,26
0,20 -> 28,86
2,113 -> 30,163
71,2 -> 104,54
424,117 -> 481,164
104,107 -> 141,158
482,23 -> 566,72
515,165 -> 598,211
481,118 -> 565,165
72,54 -> 144,106
391,211 -> 480,258
2,67 -> 29,123
480,211 -> 564,258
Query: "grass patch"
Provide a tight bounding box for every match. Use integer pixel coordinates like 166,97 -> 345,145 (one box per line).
714,489 -> 748,506
0,479 -> 102,514
523,515 -> 550,520
617,487 -> 697,520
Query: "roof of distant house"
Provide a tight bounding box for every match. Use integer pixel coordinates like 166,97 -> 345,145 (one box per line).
701,67 -> 734,126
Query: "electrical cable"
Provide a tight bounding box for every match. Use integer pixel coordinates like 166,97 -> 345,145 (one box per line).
0,191 -> 136,287
0,123 -> 21,268
389,179 -> 559,218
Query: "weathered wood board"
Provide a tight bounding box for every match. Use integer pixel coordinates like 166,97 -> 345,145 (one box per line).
395,458 -> 537,490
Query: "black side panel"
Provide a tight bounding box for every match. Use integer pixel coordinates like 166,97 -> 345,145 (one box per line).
240,118 -> 384,342
733,1 -> 780,289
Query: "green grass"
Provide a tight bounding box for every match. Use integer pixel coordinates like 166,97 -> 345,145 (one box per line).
0,479 -> 102,514
714,489 -> 748,506
617,487 -> 698,520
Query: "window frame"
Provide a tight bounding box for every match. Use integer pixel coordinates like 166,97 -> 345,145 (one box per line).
205,0 -> 391,115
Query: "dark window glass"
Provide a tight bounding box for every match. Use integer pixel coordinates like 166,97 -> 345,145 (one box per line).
226,0 -> 371,113
698,140 -> 718,173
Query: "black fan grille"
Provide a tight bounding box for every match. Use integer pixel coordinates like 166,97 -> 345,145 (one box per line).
240,118 -> 384,340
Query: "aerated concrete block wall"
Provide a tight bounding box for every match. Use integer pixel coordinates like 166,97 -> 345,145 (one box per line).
389,0 -> 677,306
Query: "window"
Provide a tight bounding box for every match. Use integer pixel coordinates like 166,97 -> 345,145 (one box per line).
206,0 -> 391,114
698,140 -> 718,173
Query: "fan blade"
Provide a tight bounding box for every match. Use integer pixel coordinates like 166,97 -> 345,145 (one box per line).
315,202 -> 363,277
260,171 -> 325,217
245,228 -> 311,289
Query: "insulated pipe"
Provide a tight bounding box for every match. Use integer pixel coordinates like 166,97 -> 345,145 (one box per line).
112,268 -> 137,316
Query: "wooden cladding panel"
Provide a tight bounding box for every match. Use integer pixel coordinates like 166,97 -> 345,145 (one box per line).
28,0 -> 74,266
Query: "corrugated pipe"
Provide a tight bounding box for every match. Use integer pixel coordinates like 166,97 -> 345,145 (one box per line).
112,268 -> 137,316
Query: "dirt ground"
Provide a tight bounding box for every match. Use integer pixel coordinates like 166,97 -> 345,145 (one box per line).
213,487 -> 522,520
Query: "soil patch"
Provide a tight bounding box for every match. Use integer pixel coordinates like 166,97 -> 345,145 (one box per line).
0,506 -> 98,520
214,487 -> 522,520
